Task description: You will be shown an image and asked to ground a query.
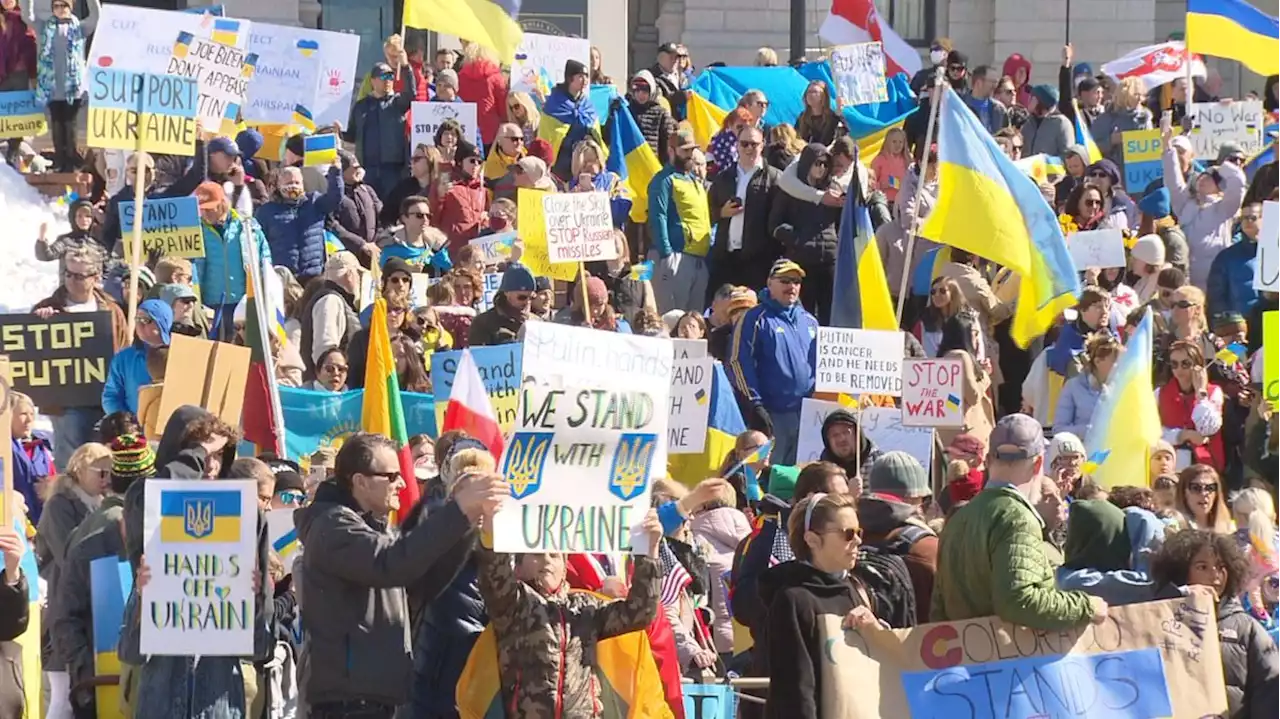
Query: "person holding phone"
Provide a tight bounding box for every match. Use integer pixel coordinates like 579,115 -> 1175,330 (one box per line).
708,125 -> 780,293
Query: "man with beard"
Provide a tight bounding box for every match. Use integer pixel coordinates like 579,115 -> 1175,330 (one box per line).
255,162 -> 344,283
819,408 -> 881,489
648,127 -> 711,313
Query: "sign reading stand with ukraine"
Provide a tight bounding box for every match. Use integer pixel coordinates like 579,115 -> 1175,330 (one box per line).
141,479 -> 257,656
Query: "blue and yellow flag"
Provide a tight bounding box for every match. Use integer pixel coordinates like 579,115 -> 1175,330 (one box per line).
303,133 -> 337,167
668,364 -> 746,488
403,0 -> 522,64
920,87 -> 1080,348
292,105 -> 315,133
606,100 -> 662,224
1187,0 -> 1279,76
91,557 -> 132,718
538,88 -> 605,172
1072,102 -> 1103,164
628,261 -> 654,281
1083,308 -> 1161,488
159,489 -> 242,542
831,197 -> 896,331
686,92 -> 729,150
210,17 -> 243,46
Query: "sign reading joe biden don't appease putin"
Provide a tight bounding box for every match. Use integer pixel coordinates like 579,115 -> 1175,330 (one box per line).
1,312 -> 115,408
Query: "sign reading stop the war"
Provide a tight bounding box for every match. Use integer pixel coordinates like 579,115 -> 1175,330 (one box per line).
901,357 -> 964,427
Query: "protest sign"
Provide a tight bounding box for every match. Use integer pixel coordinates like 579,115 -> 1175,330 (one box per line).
1256,200 -> 1278,292
266,508 -> 300,574
541,192 -> 616,263
478,272 -> 502,313
167,33 -> 256,130
669,356 -> 713,454
118,196 -> 204,258
819,594 -> 1227,718
87,68 -> 198,156
409,273 -> 436,308
90,556 -> 132,714
430,344 -> 522,434
1120,128 -> 1178,194
797,399 -> 933,469
830,42 -> 888,106
0,91 -> 46,139
1067,228 -> 1126,270
672,338 -> 707,360
469,232 -> 516,266
0,358 -> 11,528
156,335 -> 251,434
517,188 -> 577,281
684,684 -> 735,719
141,479 -> 257,656
410,101 -> 478,148
89,5 -> 250,73
1264,311 -> 1277,411
495,323 -> 672,553
901,358 -> 964,427
510,33 -> 590,98
1188,100 -> 1264,159
816,327 -> 903,396
0,312 -> 114,409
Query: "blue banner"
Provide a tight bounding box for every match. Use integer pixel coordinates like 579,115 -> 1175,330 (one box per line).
429,345 -> 522,432
683,683 -> 736,719
279,387 -> 438,460
90,557 -> 132,654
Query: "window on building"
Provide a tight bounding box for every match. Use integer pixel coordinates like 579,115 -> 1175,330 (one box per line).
875,0 -> 936,46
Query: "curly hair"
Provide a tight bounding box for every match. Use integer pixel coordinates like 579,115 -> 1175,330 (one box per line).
1107,485 -> 1156,513
181,414 -> 239,447
1151,529 -> 1251,599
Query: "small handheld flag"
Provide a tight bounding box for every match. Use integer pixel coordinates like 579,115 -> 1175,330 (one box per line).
303,134 -> 337,167
1216,342 -> 1248,365
725,440 -> 773,502
629,261 -> 654,281
292,105 -> 315,132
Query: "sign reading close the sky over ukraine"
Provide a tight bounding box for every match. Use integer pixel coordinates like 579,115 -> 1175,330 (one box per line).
831,42 -> 888,106
816,328 -> 903,396
87,68 -> 198,156
167,33 -> 257,130
494,323 -> 672,554
0,91 -> 46,139
541,192 -> 617,263
141,479 -> 257,656
901,358 -> 964,427
118,197 -> 204,258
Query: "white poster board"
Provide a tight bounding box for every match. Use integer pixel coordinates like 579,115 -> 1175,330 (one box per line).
1188,100 -> 1265,159
1067,228 -> 1127,270
1256,200 -> 1279,292
410,101 -> 478,148
901,358 -> 965,427
239,31 -> 321,125
140,479 -> 256,656
478,272 -> 502,313
830,42 -> 888,106
815,327 -> 903,396
265,508 -> 300,575
673,338 -> 707,360
541,192 -> 617,264
167,35 -> 254,129
796,399 -> 933,470
510,33 -> 591,99
494,323 -> 673,553
669,356 -> 713,454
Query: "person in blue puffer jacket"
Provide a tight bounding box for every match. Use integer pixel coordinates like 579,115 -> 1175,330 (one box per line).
101,299 -> 172,416
191,181 -> 272,341
255,162 -> 344,284
1057,500 -> 1173,607
728,259 -> 818,466
1206,200 -> 1263,322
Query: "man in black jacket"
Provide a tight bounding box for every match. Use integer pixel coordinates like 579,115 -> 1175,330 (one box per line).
649,43 -> 689,121
708,126 -> 780,295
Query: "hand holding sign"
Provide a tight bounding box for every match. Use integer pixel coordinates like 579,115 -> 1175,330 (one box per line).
454,471 -> 510,523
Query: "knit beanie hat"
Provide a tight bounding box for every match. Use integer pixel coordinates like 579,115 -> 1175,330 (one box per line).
1030,84 -> 1059,109
111,433 -> 156,486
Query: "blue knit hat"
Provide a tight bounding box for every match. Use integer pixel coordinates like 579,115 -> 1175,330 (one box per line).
499,263 -> 536,293
1030,84 -> 1059,109
1138,187 -> 1172,219
1072,62 -> 1093,78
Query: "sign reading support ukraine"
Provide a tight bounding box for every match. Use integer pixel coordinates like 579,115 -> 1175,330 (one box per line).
141,479 -> 256,656
0,91 -> 46,139
87,68 -> 198,156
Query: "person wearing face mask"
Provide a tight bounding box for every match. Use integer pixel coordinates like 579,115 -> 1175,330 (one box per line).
345,59 -> 418,200
255,161 -> 343,284
101,298 -> 171,416
329,150 -> 384,265
469,263 -> 535,347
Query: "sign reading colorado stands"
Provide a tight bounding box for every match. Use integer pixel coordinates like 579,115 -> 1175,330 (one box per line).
495,323 -> 672,554
87,68 -> 198,156
815,328 -> 903,396
0,312 -> 114,408
542,191 -> 617,263
118,197 -> 204,258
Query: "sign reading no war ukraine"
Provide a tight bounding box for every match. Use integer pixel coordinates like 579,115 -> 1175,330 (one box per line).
119,196 -> 204,258
87,68 -> 198,156
0,91 -> 46,139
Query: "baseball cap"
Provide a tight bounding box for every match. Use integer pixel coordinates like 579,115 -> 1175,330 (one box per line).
726,286 -> 758,314
988,413 -> 1046,461
769,258 -> 806,278
658,42 -> 680,55
673,126 -> 697,150
194,181 -> 226,209
158,283 -> 197,306
371,61 -> 394,77
208,136 -> 240,157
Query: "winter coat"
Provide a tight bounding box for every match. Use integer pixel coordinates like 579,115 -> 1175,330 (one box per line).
34,11 -> 91,105
346,65 -> 417,167
193,211 -> 272,309
299,280 -> 361,375
439,174 -> 488,254
708,161 -> 781,270
728,297 -> 818,414
648,165 -> 712,258
627,77 -> 676,159
34,478 -> 95,668
1052,371 -> 1105,439
1055,506 -> 1169,607
381,175 -> 437,227
255,167 -> 343,280
31,286 -> 129,402
794,111 -> 846,146
758,561 -> 861,719
295,478 -> 474,708
10,435 -> 52,525
457,58 -> 508,146
0,572 -> 28,719
35,228 -> 106,284
857,495 -> 937,624
0,9 -> 35,84
1163,148 -> 1246,287
101,345 -> 151,415
1207,232 -> 1260,321
475,541 -> 660,717
768,146 -> 840,268
468,293 -> 527,347
690,507 -> 752,654
819,409 -> 880,479
330,180 -> 383,256
1092,106 -> 1153,168
1020,111 -> 1073,159
931,485 -> 1094,628
1217,596 -> 1280,719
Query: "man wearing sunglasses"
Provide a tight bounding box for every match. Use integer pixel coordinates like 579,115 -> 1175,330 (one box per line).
708,125 -> 779,293
346,59 -> 419,200
650,42 -> 689,121
470,263 -> 536,347
1206,201 -> 1263,321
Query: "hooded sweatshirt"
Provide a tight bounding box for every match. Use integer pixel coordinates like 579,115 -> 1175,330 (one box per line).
819,409 -> 880,479
1002,54 -> 1034,108
1056,503 -> 1167,606
629,70 -> 676,158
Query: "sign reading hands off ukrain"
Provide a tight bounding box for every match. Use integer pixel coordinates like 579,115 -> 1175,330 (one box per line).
494,323 -> 672,554
141,479 -> 257,656
818,594 -> 1227,718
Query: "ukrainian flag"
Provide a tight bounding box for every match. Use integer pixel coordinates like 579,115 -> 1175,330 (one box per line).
292,105 -> 315,133
628,261 -> 654,281
404,0 -> 522,64
606,100 -> 662,224
303,133 -> 337,167
1072,102 -> 1103,164
158,489 -> 243,543
211,18 -> 242,46
831,197 -> 896,331
730,439 -> 772,501
538,88 -> 605,174
1083,308 -> 1161,488
1187,0 -> 1279,77
90,557 -> 132,718
686,92 -> 728,150
668,364 -> 746,488
920,87 -> 1080,348
910,245 -> 953,298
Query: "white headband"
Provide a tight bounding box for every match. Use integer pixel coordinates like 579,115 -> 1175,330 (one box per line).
804,492 -> 828,533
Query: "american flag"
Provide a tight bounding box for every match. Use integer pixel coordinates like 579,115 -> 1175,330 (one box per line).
658,540 -> 692,608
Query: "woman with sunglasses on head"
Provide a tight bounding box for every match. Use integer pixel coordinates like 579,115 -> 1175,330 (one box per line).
505,92 -> 541,145
1159,339 -> 1227,473
760,493 -> 881,719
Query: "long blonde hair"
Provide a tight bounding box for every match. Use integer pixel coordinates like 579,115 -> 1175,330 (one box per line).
58,442 -> 111,493
1172,285 -> 1208,335
570,138 -> 605,177
507,92 -> 540,133
1234,487 -> 1278,543
1113,77 -> 1146,112
463,42 -> 498,66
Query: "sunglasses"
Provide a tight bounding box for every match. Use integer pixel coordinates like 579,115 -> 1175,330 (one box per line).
947,65 -> 965,72
363,470 -> 402,482
1011,144 -> 1023,152
824,527 -> 864,542
66,270 -> 99,281
416,316 -> 437,329
377,72 -> 395,81
321,363 -> 348,374
1187,482 -> 1218,494
405,211 -> 429,219
1227,156 -> 1246,165
1087,170 -> 1110,178
502,135 -> 523,143
277,490 -> 307,506
1083,199 -> 1102,207
1172,300 -> 1197,309
388,275 -> 412,284
930,286 -> 948,296
1267,576 -> 1279,590
774,276 -> 801,285
1169,358 -> 1195,369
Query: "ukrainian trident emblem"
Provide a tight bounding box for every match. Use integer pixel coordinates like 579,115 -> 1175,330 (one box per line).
184,499 -> 214,539
503,432 -> 553,500
608,434 -> 656,501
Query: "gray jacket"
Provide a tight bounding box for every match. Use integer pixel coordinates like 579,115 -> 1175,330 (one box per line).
1217,597 -> 1279,719
1091,107 -> 1153,167
35,480 -> 95,670
1162,148 -> 1246,287
1020,112 -> 1073,160
294,480 -> 474,708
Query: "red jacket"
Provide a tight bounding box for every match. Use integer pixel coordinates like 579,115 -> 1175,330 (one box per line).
1158,382 -> 1225,470
439,173 -> 488,255
457,59 -> 508,146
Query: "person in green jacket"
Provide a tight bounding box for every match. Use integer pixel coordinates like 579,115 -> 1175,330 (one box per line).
931,414 -> 1109,629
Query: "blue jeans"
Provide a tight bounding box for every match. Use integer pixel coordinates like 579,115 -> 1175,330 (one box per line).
51,407 -> 103,468
770,409 -> 801,466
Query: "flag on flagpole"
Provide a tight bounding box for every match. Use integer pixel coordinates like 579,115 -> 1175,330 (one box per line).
819,0 -> 923,78
1083,308 -> 1161,488
831,195 -> 896,330
403,0 -> 523,64
1100,41 -> 1207,92
658,540 -> 693,607
440,349 -> 505,462
1186,0 -> 1279,77
606,99 -> 663,223
1072,102 -> 1103,164
362,297 -> 420,521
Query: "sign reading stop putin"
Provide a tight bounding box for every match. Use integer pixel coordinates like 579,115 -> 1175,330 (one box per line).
541,191 -> 617,263
901,357 -> 965,428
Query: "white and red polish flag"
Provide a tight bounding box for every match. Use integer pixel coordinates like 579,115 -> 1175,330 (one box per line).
819,0 -> 923,78
1101,41 -> 1207,93
440,349 -> 505,462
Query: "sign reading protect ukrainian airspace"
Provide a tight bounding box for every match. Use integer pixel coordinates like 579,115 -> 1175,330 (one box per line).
0,312 -> 114,408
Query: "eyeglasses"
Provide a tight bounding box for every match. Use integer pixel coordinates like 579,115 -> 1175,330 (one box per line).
1172,300 -> 1197,309
824,527 -> 863,542
1169,358 -> 1196,369
1187,482 -> 1218,494
363,470 -> 402,482
739,140 -> 762,148
388,276 -> 412,285
377,72 -> 395,81
947,65 -> 965,72
406,211 -> 429,219
320,363 -> 348,374
774,276 -> 801,286
1242,214 -> 1260,221
502,135 -> 523,143
1087,170 -> 1110,178
66,270 -> 99,281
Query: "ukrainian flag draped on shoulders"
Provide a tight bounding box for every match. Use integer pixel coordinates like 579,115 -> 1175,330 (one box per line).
538,84 -> 606,177
920,86 -> 1080,348
362,297 -> 420,521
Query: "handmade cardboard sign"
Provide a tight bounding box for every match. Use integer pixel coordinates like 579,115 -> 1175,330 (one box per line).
410,101 -> 478,148
167,33 -> 257,130
1256,201 -> 1278,292
541,191 -> 617,263
0,312 -> 114,409
1188,100 -> 1264,158
1068,229 -> 1126,270
816,327 -> 903,396
796,399 -> 933,469
156,335 -> 251,432
87,68 -> 198,156
901,357 -> 964,427
118,197 -> 204,258
831,42 -> 888,106
669,356 -> 712,454
0,91 -> 47,139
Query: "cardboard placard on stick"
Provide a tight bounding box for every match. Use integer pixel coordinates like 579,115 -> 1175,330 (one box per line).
155,335 -> 251,433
